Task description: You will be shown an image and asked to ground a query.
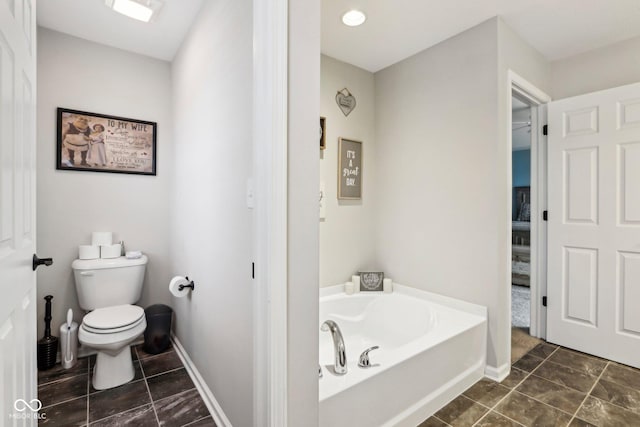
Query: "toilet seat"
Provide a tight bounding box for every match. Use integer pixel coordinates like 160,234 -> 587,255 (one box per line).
82,305 -> 145,334
79,315 -> 146,347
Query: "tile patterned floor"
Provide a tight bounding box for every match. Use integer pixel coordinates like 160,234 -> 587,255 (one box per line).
37,344 -> 215,426
418,341 -> 640,427
511,327 -> 542,364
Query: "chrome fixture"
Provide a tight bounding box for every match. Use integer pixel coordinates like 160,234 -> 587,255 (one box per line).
358,346 -> 380,368
321,320 -> 347,375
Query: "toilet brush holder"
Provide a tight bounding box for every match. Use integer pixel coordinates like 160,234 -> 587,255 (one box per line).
60,309 -> 78,369
37,295 -> 58,370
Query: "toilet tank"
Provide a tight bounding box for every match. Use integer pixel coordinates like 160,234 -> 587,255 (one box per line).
72,255 -> 148,310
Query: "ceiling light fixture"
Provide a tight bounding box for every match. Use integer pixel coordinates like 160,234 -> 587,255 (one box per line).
342,10 -> 366,27
104,0 -> 164,23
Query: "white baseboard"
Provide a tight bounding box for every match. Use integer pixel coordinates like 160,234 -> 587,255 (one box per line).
171,334 -> 232,427
484,363 -> 510,382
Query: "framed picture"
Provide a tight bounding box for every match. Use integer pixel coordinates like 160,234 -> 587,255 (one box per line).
57,107 -> 157,175
320,117 -> 326,150
359,272 -> 384,292
514,186 -> 531,221
338,137 -> 362,199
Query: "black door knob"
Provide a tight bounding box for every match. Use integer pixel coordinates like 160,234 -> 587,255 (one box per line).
33,254 -> 54,271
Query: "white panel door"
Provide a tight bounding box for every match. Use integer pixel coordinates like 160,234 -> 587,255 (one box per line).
548,82 -> 640,368
0,0 -> 38,424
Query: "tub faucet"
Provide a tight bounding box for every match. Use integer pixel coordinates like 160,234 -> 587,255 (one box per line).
321,320 -> 347,375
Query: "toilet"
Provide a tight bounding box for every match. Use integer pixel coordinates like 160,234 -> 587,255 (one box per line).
72,255 -> 148,390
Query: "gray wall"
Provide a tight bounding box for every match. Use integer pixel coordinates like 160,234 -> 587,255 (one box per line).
170,1 -> 254,425
320,55 -> 377,287
551,35 -> 640,99
36,28 -> 173,340
373,17 -> 551,372
374,19 -> 501,368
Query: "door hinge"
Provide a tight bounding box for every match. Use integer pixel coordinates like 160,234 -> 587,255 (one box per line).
543,210 -> 548,221
542,296 -> 547,307
543,124 -> 548,136
252,262 -> 255,279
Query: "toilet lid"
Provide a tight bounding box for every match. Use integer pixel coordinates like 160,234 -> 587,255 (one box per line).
83,305 -> 144,330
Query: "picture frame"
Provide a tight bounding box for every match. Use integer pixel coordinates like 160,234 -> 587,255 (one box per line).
320,116 -> 326,150
56,107 -> 157,176
338,137 -> 362,199
359,272 -> 384,292
514,186 -> 531,221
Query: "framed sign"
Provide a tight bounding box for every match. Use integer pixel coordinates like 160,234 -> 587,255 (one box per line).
359,272 -> 384,292
338,137 -> 362,199
57,108 -> 157,175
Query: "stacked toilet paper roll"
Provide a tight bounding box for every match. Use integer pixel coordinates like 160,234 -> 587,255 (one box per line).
86,231 -> 122,259
91,232 -> 113,246
78,245 -> 100,260
100,244 -> 122,259
169,276 -> 191,298
78,232 -> 124,260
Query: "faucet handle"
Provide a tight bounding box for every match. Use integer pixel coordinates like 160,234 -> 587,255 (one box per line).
358,346 -> 380,368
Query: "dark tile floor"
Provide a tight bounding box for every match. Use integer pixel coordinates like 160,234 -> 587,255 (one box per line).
37,344 -> 215,426
419,341 -> 640,427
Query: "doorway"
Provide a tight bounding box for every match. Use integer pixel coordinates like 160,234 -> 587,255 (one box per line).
511,94 -> 533,332
510,94 -> 540,360
507,72 -> 551,364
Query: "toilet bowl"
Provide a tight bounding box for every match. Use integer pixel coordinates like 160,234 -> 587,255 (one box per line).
79,304 -> 147,390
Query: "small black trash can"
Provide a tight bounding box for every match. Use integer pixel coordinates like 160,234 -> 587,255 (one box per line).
143,304 -> 173,354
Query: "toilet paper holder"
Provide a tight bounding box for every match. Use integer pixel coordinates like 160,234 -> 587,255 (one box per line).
179,277 -> 195,292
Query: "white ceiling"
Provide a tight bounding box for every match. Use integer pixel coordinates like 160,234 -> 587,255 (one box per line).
37,1 -> 640,71
37,0 -> 204,61
322,0 -> 640,72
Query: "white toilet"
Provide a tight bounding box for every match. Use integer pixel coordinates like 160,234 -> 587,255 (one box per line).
72,255 -> 148,390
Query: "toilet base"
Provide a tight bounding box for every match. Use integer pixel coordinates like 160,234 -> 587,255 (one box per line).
92,347 -> 135,390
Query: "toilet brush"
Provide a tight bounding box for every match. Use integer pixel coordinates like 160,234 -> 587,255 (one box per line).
66,310 -> 73,362
37,295 -> 58,370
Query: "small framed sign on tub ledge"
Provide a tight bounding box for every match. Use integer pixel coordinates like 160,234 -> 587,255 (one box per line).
359,272 -> 384,292
57,108 -> 157,175
338,137 -> 362,199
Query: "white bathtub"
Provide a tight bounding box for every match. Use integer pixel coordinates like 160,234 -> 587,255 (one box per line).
319,284 -> 487,427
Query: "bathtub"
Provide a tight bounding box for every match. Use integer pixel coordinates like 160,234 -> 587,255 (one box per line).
319,284 -> 487,427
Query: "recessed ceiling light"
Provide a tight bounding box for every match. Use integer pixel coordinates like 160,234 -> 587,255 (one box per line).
104,0 -> 164,23
342,10 -> 366,27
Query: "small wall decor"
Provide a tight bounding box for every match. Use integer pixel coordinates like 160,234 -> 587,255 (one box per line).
359,272 -> 384,292
335,88 -> 356,116
320,116 -> 326,150
57,107 -> 157,175
514,186 -> 531,222
338,137 -> 362,199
